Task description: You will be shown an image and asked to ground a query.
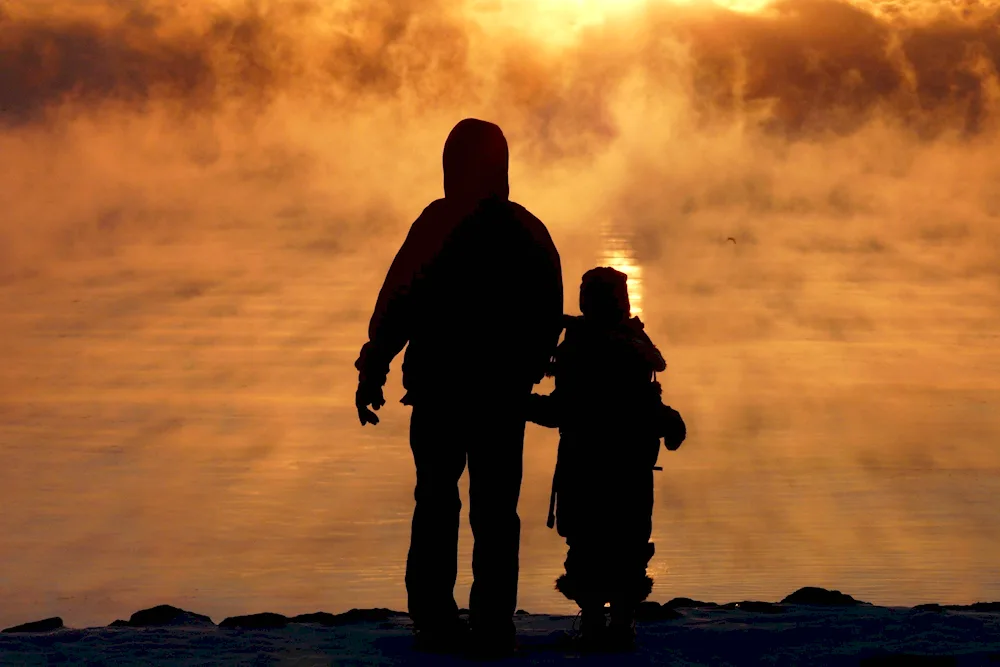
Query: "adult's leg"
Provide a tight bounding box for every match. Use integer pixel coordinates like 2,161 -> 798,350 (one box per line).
405,404 -> 467,631
466,407 -> 525,637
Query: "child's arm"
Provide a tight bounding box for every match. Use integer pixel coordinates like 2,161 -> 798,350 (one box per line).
526,392 -> 560,429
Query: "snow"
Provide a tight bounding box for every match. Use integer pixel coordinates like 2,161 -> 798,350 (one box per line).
2,599 -> 999,666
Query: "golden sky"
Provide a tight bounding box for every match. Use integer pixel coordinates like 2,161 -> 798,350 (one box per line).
1,0 -> 1000,628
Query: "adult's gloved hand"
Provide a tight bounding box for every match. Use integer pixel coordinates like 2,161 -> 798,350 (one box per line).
356,381 -> 386,426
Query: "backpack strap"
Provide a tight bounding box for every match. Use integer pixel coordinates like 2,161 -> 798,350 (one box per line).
546,477 -> 557,530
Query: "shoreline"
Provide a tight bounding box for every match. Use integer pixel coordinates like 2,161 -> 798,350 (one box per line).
2,589 -> 998,666
4,587 -> 999,634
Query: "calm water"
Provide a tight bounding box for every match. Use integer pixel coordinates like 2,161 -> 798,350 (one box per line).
1,223 -> 999,631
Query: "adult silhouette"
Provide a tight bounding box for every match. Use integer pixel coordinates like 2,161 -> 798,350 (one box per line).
354,119 -> 563,654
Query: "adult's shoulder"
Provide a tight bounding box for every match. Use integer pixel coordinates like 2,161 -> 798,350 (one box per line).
405,198 -> 465,240
413,198 -> 453,226
508,201 -> 557,248
508,201 -> 548,229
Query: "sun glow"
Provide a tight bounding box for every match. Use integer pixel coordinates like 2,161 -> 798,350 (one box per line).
530,0 -> 774,20
600,223 -> 644,316
469,0 -> 649,44
470,0 -> 773,46
528,0 -> 771,18
711,0 -> 774,11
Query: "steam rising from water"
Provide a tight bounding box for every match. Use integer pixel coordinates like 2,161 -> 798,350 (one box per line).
1,0 -> 999,627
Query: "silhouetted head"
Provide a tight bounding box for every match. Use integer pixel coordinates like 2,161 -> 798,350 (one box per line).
442,119 -> 510,205
580,267 -> 631,325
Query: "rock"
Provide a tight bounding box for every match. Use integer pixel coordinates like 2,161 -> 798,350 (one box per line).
333,608 -> 406,624
859,655 -> 957,666
781,587 -> 868,606
127,605 -> 214,627
108,619 -> 131,628
923,602 -> 1000,613
664,597 -> 719,609
219,613 -> 289,630
912,602 -> 1000,614
2,617 -> 64,633
722,601 -> 785,614
290,612 -> 338,625
515,609 -> 529,616
290,608 -> 406,626
634,602 -> 684,621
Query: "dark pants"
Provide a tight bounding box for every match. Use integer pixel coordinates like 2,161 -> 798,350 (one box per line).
556,465 -> 656,608
562,538 -> 655,608
404,402 -> 525,635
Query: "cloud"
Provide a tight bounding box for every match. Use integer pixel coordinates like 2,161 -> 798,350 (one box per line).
3,0 -> 999,138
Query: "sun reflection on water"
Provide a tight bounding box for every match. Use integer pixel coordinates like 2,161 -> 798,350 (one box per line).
600,222 -> 644,316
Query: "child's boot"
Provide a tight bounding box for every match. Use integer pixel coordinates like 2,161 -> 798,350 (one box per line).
577,604 -> 608,652
607,602 -> 637,652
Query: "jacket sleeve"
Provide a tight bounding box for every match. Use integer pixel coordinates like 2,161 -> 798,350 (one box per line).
529,218 -> 564,384
642,332 -> 668,373
628,320 -> 667,374
355,208 -> 440,387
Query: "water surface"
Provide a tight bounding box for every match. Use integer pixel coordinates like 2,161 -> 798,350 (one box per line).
1,225 -> 998,630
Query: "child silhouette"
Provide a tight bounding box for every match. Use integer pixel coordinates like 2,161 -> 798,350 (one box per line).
528,267 -> 686,651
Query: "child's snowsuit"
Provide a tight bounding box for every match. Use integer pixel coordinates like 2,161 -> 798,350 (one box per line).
530,313 -> 674,609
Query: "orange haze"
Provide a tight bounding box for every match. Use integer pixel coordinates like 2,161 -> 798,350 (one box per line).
1,0 -> 999,628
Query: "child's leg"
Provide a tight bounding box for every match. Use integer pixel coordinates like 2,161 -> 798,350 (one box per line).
558,537 -> 610,606
607,471 -> 656,650
558,538 -> 611,646
580,604 -> 607,636
608,603 -> 635,635
605,543 -> 653,652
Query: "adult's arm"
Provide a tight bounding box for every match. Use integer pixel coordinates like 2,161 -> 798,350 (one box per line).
523,210 -> 564,384
355,204 -> 445,392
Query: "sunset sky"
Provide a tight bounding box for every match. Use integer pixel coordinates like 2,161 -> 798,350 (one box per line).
1,0 -> 999,629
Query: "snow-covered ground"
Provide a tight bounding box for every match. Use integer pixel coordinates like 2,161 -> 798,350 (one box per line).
2,594 -> 999,666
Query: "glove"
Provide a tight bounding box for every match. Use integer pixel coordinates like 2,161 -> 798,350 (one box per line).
526,393 -> 560,429
661,405 -> 686,451
356,381 -> 386,426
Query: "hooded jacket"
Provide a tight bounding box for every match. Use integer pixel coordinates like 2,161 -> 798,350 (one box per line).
545,314 -> 667,438
355,119 -> 564,404
534,314 -> 668,535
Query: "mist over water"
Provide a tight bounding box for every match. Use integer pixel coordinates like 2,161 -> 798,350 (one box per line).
2,0 -> 1000,629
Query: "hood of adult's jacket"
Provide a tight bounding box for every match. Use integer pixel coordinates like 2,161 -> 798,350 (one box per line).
442,118 -> 510,205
